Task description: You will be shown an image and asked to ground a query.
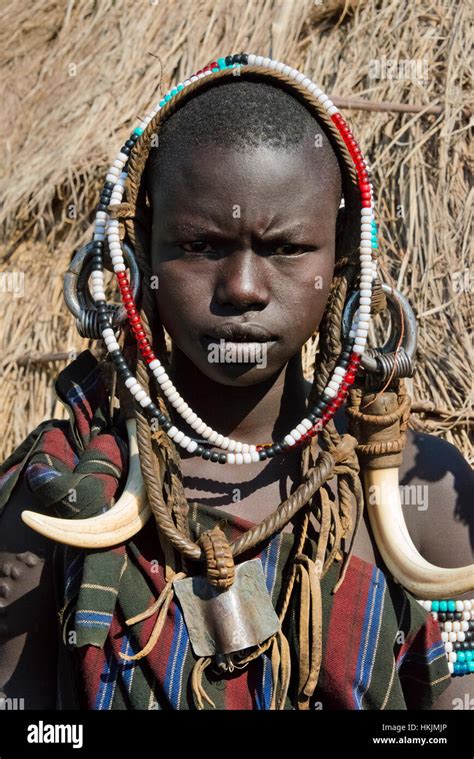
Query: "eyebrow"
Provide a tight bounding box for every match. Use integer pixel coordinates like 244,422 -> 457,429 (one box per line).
168,219 -> 310,240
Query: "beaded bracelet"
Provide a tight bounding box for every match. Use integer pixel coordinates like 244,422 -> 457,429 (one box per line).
90,53 -> 378,465
418,599 -> 474,676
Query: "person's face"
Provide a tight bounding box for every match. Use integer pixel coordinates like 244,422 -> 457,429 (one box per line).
148,144 -> 340,386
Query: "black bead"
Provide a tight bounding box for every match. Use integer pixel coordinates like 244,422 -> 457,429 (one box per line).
157,413 -> 167,424
446,612 -> 454,621
125,139 -> 135,150
210,452 -> 220,463
280,441 -> 290,451
341,350 -> 351,361
321,393 -> 332,403
130,133 -> 140,143
225,55 -> 233,66
109,350 -> 121,360
97,203 -> 108,212
202,450 -> 211,461
240,53 -> 248,64
218,454 -> 226,464
455,612 -> 463,620
104,181 -> 114,190
308,413 -> 317,423
273,444 -> 282,454
120,145 -> 131,156
259,450 -> 267,461
162,421 -> 172,432
92,240 -> 104,248
265,447 -> 275,457
196,445 -> 204,456
438,612 -> 446,622
454,642 -> 461,651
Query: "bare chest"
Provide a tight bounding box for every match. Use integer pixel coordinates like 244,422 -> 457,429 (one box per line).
178,451 -> 378,565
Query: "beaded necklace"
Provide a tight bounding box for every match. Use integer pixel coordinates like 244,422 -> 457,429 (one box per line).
89,53 -> 377,465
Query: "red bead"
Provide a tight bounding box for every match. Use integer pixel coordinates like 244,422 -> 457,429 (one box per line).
129,316 -> 140,325
145,352 -> 156,363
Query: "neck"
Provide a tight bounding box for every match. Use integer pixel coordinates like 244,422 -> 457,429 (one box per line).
167,345 -> 310,446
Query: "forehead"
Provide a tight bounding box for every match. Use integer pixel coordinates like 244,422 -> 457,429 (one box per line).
149,144 -> 340,232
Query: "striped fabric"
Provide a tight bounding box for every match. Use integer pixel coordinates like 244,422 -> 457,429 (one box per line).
0,350 -> 452,710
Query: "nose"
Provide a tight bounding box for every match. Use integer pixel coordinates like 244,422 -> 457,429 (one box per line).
214,249 -> 270,312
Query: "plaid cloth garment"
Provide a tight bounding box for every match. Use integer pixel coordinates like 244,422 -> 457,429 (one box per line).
0,351 -> 452,710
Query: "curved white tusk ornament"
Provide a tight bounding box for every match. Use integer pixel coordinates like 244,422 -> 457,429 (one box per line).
22,417 -> 474,599
21,418 -> 151,549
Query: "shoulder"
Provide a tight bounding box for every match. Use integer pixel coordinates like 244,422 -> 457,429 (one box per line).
400,429 -> 473,563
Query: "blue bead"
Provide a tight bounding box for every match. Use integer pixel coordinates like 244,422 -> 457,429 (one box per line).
448,600 -> 456,612
462,663 -> 469,674
454,662 -> 462,674
431,601 -> 439,612
440,601 -> 448,612
469,662 -> 474,673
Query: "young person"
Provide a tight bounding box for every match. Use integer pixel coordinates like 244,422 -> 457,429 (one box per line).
0,54 -> 472,710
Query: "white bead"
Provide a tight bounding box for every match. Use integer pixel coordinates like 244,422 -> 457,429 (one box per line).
214,434 -> 224,447
465,600 -> 472,610
284,434 -> 296,446
179,435 -> 191,448
282,65 -> 292,76
441,631 -> 449,642
361,232 -> 372,241
139,396 -> 152,408
227,440 -> 236,452
456,600 -> 464,612
296,423 -> 307,435
243,453 -> 252,464
317,94 -> 329,105
445,621 -> 453,632
352,344 -> 364,355
453,621 -> 461,632
167,391 -> 180,403
262,57 -> 272,68
195,422 -> 206,435
295,72 -> 306,83
186,440 -> 198,453
160,381 -> 173,392
324,386 -> 337,397
328,380 -> 341,391
462,610 -> 471,621
235,453 -> 244,465
461,621 -> 469,632
247,54 -> 256,65
448,662 -> 454,674
227,453 -> 235,464
235,442 -> 243,453
201,426 -> 211,439
290,429 -> 302,441
114,264 -> 126,273
445,641 -> 453,652
327,105 -> 338,116
361,208 -> 372,217
333,367 -> 345,377
448,652 -> 457,663
275,61 -> 285,73
361,223 -> 372,232
135,390 -> 147,402
241,443 -> 250,453
457,631 -> 466,641
448,632 -> 456,642
167,426 -> 178,439
255,56 -> 264,66
220,437 -> 231,450
208,430 -> 219,444
251,450 -> 261,462
301,418 -> 313,430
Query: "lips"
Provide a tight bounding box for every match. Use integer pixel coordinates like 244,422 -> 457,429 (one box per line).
204,322 -> 277,343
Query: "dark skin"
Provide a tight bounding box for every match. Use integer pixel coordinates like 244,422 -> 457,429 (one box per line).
0,143 -> 472,709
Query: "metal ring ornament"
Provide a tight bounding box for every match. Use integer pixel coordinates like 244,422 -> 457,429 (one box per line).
63,241 -> 141,338
342,282 -> 418,380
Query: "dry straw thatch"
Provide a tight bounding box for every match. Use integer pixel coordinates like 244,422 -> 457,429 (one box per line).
0,0 -> 472,462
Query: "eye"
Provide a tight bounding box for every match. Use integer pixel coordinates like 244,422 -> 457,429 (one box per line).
273,243 -> 305,256
180,241 -> 215,254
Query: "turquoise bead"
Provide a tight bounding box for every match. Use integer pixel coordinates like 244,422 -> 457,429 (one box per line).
457,651 -> 466,662
431,601 -> 439,612
465,651 -> 472,660
440,601 -> 448,612
448,600 -> 456,612
469,662 -> 474,673
159,99 -> 166,107
177,84 -> 184,91
211,67 -> 219,72
133,127 -> 144,136
171,88 -> 178,96
217,57 -> 226,68
454,662 -> 462,674
165,94 -> 171,102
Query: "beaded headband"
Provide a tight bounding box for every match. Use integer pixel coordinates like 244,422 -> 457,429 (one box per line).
89,53 -> 378,466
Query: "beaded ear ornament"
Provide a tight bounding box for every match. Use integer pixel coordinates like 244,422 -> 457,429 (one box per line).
69,53 -> 385,466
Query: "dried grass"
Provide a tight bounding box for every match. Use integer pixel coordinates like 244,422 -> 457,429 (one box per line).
0,0 -> 471,462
